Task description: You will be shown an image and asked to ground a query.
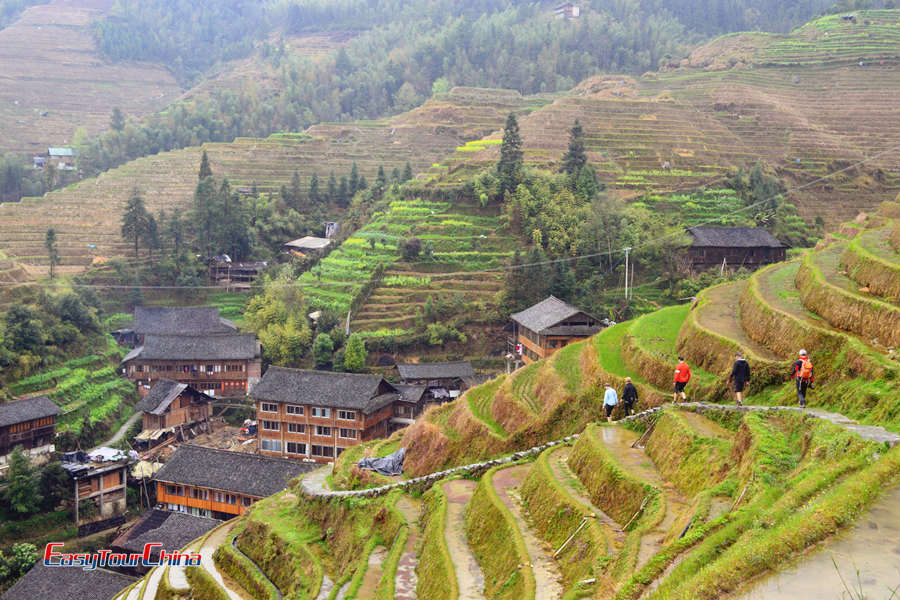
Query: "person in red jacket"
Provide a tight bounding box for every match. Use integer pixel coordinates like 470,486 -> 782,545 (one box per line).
790,349 -> 814,408
673,355 -> 692,403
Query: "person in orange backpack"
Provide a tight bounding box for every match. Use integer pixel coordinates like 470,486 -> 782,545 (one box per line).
673,355 -> 691,403
791,349 -> 814,408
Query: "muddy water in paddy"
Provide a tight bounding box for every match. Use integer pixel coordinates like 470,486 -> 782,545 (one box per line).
442,480 -> 486,600
590,426 -> 690,568
732,485 -> 900,600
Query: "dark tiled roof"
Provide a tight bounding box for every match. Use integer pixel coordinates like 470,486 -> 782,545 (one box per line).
396,361 -> 475,380
135,379 -> 187,414
250,367 -> 398,415
395,384 -> 428,404
1,563 -> 135,600
133,306 -> 236,336
542,325 -> 602,337
113,509 -> 220,555
123,333 -> 260,362
510,296 -> 593,333
687,226 -> 787,248
153,445 -> 315,497
0,395 -> 61,428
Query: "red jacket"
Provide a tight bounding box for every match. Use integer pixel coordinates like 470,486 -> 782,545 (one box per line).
674,361 -> 692,383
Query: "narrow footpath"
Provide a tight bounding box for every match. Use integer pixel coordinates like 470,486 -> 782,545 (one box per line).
441,480 -> 486,600
492,465 -> 564,600
394,496 -> 423,600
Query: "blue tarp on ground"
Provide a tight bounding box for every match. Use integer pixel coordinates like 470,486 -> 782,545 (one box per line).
357,447 -> 405,475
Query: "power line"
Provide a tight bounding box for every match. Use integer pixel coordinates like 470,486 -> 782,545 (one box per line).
1,142 -> 897,290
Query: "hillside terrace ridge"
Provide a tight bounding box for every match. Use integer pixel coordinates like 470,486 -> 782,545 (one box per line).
301,403 -> 900,499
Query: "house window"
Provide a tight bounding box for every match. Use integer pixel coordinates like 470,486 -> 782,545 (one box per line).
286,404 -> 303,415
311,445 -> 334,458
242,497 -> 252,507
214,365 -> 222,373
225,494 -> 237,505
287,423 -> 306,434
339,428 -> 357,439
226,364 -> 244,372
261,403 -> 278,413
287,442 -> 307,455
337,410 -> 356,421
315,426 -> 332,437
213,492 -> 223,503
311,407 -> 331,418
262,420 -> 280,431
260,439 -> 282,452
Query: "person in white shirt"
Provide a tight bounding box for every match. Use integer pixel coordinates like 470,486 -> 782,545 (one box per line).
603,383 -> 618,423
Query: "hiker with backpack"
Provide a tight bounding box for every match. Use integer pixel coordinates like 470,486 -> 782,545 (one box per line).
673,355 -> 692,403
791,349 -> 814,408
622,377 -> 638,416
603,383 -> 618,423
729,352 -> 751,406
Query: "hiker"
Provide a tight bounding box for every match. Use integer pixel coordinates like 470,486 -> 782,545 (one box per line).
673,355 -> 691,403
791,349 -> 814,408
603,383 -> 618,423
729,352 -> 751,406
622,377 -> 638,415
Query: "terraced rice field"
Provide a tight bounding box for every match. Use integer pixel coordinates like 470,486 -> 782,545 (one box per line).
0,0 -> 181,155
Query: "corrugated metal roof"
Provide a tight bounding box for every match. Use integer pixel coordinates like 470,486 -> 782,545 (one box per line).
47,147 -> 75,157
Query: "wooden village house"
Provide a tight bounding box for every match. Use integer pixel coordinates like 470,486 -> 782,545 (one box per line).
153,445 -> 315,519
122,332 -> 262,396
133,380 -> 213,446
396,360 -> 475,402
251,367 -> 402,462
0,395 -> 60,462
61,447 -> 130,522
686,226 -> 787,272
32,147 -> 76,170
511,296 -> 604,363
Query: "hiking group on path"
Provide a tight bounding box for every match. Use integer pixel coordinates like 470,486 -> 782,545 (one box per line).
600,349 -> 815,420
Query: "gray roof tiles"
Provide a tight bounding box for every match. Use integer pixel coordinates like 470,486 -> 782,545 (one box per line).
250,366 -> 398,415
0,395 -> 61,428
687,226 -> 787,248
1,563 -> 134,600
153,444 -> 315,498
113,509 -> 220,555
123,333 -> 260,362
133,306 -> 237,336
510,296 -> 594,333
396,361 -> 475,380
134,380 -> 213,416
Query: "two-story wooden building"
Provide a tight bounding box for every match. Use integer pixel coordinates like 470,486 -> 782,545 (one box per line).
511,296 -> 604,363
133,380 -> 213,445
153,445 -> 315,519
62,447 -> 130,521
390,385 -> 428,434
122,333 -> 262,396
686,226 -> 787,272
0,395 -> 60,461
396,360 -> 475,402
251,367 -> 400,462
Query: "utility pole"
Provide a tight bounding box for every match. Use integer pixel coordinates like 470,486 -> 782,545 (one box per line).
623,247 -> 632,300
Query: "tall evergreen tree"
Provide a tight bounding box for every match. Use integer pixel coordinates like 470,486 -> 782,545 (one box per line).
575,164 -> 599,203
309,172 -> 320,204
44,228 -> 59,280
375,166 -> 386,191
498,113 -> 524,197
327,171 -> 337,203
402,161 -> 413,183
338,176 -> 349,207
143,212 -> 160,261
349,162 -> 360,194
290,169 -> 302,211
2,447 -> 41,516
561,119 -> 587,175
343,333 -> 368,372
198,150 -> 212,180
192,177 -> 218,257
110,107 -> 125,132
121,190 -> 150,258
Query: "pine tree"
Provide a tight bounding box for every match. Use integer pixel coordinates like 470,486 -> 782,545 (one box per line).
338,176 -> 349,207
290,169 -> 302,210
192,177 -> 218,257
358,175 -> 367,191
198,150 -> 212,180
349,162 -> 360,194
110,107 -> 125,132
498,113 -> 524,197
309,173 -> 320,204
575,164 -> 599,202
402,161 -> 413,182
561,119 -> 587,175
327,171 -> 337,203
375,166 -> 386,190
44,228 -> 59,280
121,190 -> 150,258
